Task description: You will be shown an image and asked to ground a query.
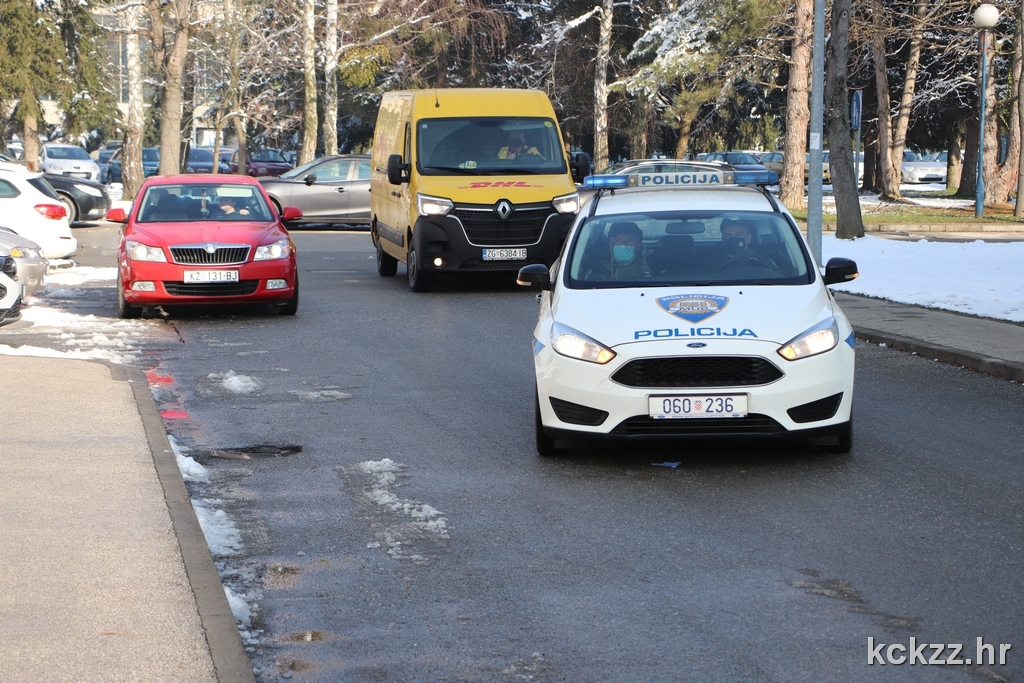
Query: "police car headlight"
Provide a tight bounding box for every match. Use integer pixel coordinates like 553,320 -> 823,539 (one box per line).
552,192 -> 580,215
551,322 -> 616,364
125,240 -> 167,262
255,239 -> 291,260
417,193 -> 454,216
777,317 -> 839,361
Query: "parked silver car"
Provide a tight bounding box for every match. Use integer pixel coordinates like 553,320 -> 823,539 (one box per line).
0,249 -> 23,326
40,144 -> 102,182
259,154 -> 371,226
0,227 -> 48,296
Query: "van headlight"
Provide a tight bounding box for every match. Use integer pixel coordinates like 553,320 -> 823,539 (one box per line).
417,193 -> 454,216
254,239 -> 292,260
552,192 -> 580,215
125,240 -> 167,262
778,317 -> 839,361
551,322 -> 616,364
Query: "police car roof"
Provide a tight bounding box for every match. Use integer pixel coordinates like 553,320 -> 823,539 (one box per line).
588,185 -> 776,215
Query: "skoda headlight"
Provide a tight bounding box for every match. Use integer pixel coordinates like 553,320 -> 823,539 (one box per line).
551,322 -> 616,364
75,184 -> 104,197
552,192 -> 580,215
125,240 -> 167,262
778,317 -> 839,361
254,239 -> 292,260
417,193 -> 454,216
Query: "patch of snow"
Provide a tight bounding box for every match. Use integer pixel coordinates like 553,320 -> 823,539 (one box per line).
192,498 -> 243,557
208,370 -> 261,394
288,389 -> 352,402
45,266 -> 117,286
168,435 -> 209,482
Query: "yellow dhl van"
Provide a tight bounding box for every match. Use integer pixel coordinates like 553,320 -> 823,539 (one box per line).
369,88 -> 591,291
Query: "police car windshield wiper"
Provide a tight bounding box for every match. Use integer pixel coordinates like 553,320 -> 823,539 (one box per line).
421,165 -> 481,175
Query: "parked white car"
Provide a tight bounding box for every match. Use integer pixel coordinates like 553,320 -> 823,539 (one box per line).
0,252 -> 23,326
40,143 -> 102,182
0,162 -> 78,258
0,228 -> 48,296
902,150 -> 947,184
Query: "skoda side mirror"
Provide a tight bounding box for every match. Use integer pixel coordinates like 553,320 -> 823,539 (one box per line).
304,174 -> 317,186
517,263 -> 551,291
823,257 -> 859,285
386,154 -> 410,185
571,152 -> 591,184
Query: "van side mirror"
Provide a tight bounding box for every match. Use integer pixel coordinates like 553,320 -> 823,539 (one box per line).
571,152 -> 591,183
517,263 -> 551,291
304,174 -> 317,186
823,257 -> 858,285
387,154 -> 410,185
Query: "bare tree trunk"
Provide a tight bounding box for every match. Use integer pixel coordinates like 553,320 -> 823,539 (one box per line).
592,0 -> 613,171
233,116 -> 248,172
781,0 -> 812,210
990,34 -> 1019,203
862,125 -> 877,191
23,113 -> 39,173
675,111 -> 693,158
946,124 -> 963,192
1018,0 -> 1024,216
299,0 -> 318,165
212,118 -> 225,175
323,0 -> 338,156
889,0 -> 928,181
148,0 -> 193,176
982,35 -> 998,207
872,0 -> 900,200
123,3 -> 145,200
957,119 -> 980,199
225,0 -> 245,174
826,0 -> 863,239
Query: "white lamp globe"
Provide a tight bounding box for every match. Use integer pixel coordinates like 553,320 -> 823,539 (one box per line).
974,3 -> 1000,28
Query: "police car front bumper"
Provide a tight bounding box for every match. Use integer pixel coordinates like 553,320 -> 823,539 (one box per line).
535,337 -> 855,441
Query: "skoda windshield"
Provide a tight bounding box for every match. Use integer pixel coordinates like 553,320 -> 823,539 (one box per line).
417,117 -> 567,176
137,184 -> 273,222
565,210 -> 814,288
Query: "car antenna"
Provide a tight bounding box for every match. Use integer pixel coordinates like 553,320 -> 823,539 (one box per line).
434,86 -> 440,108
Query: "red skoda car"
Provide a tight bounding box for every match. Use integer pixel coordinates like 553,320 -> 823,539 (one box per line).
109,175 -> 301,318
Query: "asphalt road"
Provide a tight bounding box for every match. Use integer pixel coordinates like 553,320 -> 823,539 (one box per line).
19,224 -> 1024,682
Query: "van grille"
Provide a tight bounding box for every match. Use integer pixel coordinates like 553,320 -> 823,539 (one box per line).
452,202 -> 553,247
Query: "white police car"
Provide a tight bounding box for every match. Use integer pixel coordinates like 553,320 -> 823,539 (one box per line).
517,170 -> 859,456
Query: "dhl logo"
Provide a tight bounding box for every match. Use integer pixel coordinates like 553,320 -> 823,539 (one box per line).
458,181 -> 543,189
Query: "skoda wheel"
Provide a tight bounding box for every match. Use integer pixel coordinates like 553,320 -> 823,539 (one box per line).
116,277 -> 140,319
279,275 -> 299,315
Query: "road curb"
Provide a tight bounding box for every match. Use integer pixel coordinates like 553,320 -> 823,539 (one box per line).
853,327 -> 1024,383
107,363 -> 256,683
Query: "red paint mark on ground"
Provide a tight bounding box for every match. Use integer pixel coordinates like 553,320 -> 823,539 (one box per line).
146,370 -> 174,384
160,410 -> 189,420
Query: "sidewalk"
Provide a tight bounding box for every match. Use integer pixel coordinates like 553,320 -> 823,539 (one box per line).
0,356 -> 253,683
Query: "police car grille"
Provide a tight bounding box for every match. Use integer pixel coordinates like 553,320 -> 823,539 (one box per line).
163,280 -> 259,296
787,393 -> 843,423
549,397 -> 608,426
170,246 -> 250,265
459,258 -> 545,271
611,356 -> 783,388
453,204 -> 552,246
610,414 -> 786,437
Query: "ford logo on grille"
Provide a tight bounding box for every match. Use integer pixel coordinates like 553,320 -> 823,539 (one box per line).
495,200 -> 513,220
687,342 -> 707,348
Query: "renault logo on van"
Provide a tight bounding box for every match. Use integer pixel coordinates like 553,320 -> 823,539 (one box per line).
495,200 -> 513,220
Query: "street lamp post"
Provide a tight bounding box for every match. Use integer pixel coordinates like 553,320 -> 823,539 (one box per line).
975,3 -> 1000,219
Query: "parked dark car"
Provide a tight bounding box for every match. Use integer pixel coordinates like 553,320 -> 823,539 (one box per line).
186,147 -> 232,174
259,154 -> 370,226
44,173 -> 111,225
702,151 -> 773,174
106,147 -> 160,184
230,148 -> 293,177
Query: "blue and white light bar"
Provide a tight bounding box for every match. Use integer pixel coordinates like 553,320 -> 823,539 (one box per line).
583,170 -> 779,189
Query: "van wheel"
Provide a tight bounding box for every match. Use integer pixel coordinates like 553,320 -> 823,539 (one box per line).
376,240 -> 397,277
535,390 -> 558,457
406,239 -> 434,292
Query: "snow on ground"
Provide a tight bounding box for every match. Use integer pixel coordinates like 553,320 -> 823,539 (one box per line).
208,370 -> 261,394
45,266 -> 117,286
822,234 -> 1024,322
0,300 -> 150,363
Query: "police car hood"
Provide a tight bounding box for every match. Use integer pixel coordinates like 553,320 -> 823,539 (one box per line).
552,284 -> 833,347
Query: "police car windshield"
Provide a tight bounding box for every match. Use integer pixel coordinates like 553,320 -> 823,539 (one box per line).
566,211 -> 814,288
416,117 -> 567,176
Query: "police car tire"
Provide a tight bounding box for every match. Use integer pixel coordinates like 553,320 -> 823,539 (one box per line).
117,277 -> 140,319
376,240 -> 397,277
817,420 -> 852,454
407,242 -> 434,292
535,391 -> 557,456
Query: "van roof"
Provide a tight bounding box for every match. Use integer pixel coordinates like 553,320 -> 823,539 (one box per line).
384,88 -> 554,117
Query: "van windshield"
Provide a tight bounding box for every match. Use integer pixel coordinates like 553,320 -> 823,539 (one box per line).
417,117 -> 567,176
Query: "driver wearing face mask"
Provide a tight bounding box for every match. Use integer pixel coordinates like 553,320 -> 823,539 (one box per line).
607,222 -> 646,280
721,220 -> 754,258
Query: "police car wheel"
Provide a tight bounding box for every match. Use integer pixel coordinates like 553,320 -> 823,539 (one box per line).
535,391 -> 557,456
816,420 -> 852,454
407,242 -> 434,292
376,240 -> 397,277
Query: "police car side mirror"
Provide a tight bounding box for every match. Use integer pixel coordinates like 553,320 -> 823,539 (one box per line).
517,263 -> 551,291
823,257 -> 859,285
387,154 -> 410,185
571,152 -> 591,183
